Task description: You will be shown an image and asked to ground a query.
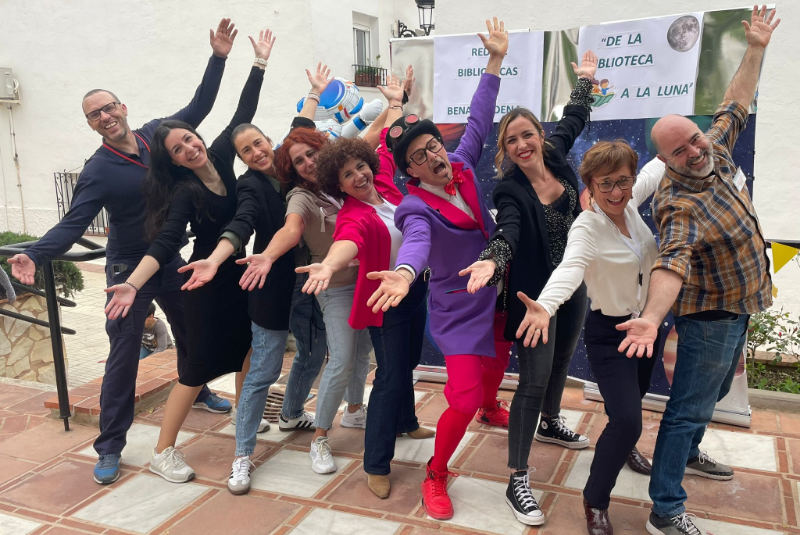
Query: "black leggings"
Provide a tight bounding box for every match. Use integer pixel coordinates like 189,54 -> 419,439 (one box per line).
582,310 -> 658,509
507,284 -> 588,470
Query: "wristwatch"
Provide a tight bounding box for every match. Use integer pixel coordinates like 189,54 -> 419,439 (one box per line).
254,58 -> 268,67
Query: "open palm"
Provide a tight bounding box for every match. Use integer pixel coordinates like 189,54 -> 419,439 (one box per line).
250,29 -> 276,61
572,50 -> 598,80
366,270 -> 410,313
478,17 -> 508,57
743,5 -> 780,49
210,18 -> 238,58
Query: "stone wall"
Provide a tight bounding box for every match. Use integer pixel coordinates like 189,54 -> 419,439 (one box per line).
0,294 -> 67,384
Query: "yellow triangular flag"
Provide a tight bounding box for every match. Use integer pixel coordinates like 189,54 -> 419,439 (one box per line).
772,283 -> 778,298
772,242 -> 800,274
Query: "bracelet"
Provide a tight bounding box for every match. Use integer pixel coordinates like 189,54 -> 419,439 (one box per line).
254,58 -> 268,67
388,105 -> 403,110
124,281 -> 140,292
307,92 -> 320,103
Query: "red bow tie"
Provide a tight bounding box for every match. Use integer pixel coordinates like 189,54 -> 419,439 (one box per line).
444,167 -> 465,196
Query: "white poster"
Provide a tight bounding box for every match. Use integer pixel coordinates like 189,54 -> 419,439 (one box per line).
433,31 -> 544,123
578,13 -> 704,120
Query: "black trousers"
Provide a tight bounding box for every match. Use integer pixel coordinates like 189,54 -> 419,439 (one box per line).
582,310 -> 658,509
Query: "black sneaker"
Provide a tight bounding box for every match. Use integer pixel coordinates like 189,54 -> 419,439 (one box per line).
505,470 -> 546,526
685,451 -> 733,480
534,415 -> 590,449
646,511 -> 702,535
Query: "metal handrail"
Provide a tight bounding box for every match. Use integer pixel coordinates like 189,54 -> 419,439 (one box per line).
0,238 -> 106,431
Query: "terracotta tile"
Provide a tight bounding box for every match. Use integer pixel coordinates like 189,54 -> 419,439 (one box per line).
0,419 -> 98,462
781,413 -> 800,436
0,385 -> 42,409
0,454 -> 37,485
6,392 -> 54,416
181,435 -> 270,482
325,462 -> 426,515
751,410 -> 780,433
684,470 -> 783,523
289,414 -> 365,454
460,433 -> 562,484
0,415 -> 33,434
415,393 -> 448,424
541,494 -> 649,534
0,459 -> 103,514
165,492 -> 298,535
43,395 -> 88,410
789,439 -> 800,475
42,527 -> 95,535
560,386 -> 598,412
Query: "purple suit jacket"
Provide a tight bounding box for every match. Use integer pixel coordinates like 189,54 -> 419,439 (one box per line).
395,73 -> 500,357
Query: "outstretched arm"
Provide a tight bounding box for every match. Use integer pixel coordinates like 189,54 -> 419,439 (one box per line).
724,5 -> 780,105
237,214 -> 305,290
295,240 -> 358,295
299,63 -> 333,121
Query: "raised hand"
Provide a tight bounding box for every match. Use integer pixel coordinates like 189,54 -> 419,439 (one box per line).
177,260 -> 220,291
250,28 -> 276,61
296,263 -> 333,295
615,317 -> 658,358
8,254 -> 35,285
458,260 -> 496,294
103,283 -> 136,320
515,292 -> 550,348
378,73 -> 405,104
366,270 -> 410,313
478,17 -> 509,57
210,18 -> 238,58
306,62 -> 332,95
743,5 -> 780,49
572,50 -> 598,80
402,65 -> 416,97
236,254 -> 274,291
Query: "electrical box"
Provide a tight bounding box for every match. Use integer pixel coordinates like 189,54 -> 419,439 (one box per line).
0,68 -> 17,100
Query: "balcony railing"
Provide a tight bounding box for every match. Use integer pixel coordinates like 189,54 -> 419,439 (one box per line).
55,171 -> 109,236
352,65 -> 387,88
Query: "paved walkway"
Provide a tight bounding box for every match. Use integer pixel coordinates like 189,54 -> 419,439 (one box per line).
0,374 -> 797,535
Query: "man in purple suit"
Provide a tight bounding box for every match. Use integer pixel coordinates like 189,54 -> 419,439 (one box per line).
364,17 -> 526,523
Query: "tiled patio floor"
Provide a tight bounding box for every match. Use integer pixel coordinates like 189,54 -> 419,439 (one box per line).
0,375 -> 798,535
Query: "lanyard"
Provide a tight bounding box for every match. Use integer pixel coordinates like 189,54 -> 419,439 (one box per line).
103,133 -> 150,169
592,201 -> 645,316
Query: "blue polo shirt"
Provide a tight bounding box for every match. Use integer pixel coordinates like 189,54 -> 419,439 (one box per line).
25,54 -> 226,267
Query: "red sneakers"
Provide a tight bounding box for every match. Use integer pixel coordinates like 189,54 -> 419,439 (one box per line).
421,459 -> 458,520
475,400 -> 510,428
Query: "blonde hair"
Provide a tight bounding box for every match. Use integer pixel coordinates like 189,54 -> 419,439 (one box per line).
494,107 -> 550,178
578,140 -> 639,191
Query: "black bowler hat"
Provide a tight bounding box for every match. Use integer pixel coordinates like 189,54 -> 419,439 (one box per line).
385,114 -> 442,171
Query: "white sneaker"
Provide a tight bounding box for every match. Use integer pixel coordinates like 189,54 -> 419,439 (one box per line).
231,407 -> 270,433
309,437 -> 337,474
227,456 -> 255,495
340,406 -> 367,429
280,411 -> 316,431
149,446 -> 195,483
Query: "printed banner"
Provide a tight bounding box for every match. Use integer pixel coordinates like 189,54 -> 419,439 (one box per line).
433,31 -> 544,123
577,13 -> 704,120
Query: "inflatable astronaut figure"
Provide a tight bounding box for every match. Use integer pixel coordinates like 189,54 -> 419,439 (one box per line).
296,77 -> 384,139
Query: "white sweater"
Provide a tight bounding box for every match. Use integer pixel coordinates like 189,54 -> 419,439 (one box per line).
537,157 -> 666,318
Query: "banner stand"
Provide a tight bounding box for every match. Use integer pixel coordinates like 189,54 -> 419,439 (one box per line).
414,366 -> 752,429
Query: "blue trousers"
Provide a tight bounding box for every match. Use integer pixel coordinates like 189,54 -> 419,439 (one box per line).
95,256 -> 210,456
650,313 -> 748,518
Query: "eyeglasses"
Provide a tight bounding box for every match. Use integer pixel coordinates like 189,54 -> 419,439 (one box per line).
407,137 -> 443,166
594,176 -> 636,193
85,102 -> 120,121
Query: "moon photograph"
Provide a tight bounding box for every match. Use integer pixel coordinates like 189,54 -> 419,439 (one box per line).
667,14 -> 701,52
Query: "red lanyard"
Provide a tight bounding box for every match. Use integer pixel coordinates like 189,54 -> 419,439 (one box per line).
103,132 -> 151,169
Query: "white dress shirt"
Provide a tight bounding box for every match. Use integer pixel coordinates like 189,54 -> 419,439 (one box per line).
537,157 -> 666,317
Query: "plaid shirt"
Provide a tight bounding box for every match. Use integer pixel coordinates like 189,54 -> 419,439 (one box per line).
652,100 -> 772,316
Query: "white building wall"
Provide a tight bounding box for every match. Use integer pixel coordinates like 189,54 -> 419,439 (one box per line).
436,1 -> 800,315
0,0 -> 419,236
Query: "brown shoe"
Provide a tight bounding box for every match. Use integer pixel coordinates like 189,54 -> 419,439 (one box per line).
626,446 -> 652,475
406,427 -> 436,440
367,473 -> 391,499
583,499 -> 613,535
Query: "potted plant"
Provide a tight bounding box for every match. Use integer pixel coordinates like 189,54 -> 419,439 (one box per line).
0,231 -> 84,299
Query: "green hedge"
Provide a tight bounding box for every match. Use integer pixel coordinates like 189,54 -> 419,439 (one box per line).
0,232 -> 85,298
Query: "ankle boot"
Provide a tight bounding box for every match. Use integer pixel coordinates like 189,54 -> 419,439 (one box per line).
583,499 -> 613,535
367,473 -> 391,499
626,446 -> 652,475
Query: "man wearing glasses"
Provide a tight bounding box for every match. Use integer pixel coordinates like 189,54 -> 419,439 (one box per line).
8,18 -> 237,486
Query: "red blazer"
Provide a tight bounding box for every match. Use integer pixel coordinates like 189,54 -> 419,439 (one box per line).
333,129 -> 402,329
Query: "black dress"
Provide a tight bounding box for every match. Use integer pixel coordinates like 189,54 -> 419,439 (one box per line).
146,66 -> 265,386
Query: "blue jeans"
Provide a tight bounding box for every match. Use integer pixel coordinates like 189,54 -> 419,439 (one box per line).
281,273 -> 327,419
315,283 -> 373,429
364,278 -> 427,475
235,322 -> 289,456
650,313 -> 749,518
139,346 -> 154,360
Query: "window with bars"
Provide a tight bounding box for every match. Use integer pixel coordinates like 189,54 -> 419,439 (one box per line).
353,26 -> 370,66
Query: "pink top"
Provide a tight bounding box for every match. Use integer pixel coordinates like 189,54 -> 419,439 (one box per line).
333,129 -> 402,329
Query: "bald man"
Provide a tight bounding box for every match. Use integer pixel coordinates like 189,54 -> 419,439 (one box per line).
616,6 -> 781,535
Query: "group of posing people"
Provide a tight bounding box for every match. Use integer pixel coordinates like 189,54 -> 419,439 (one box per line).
8,7 -> 781,535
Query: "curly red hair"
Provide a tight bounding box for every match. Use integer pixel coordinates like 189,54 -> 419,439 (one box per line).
275,127 -> 328,190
